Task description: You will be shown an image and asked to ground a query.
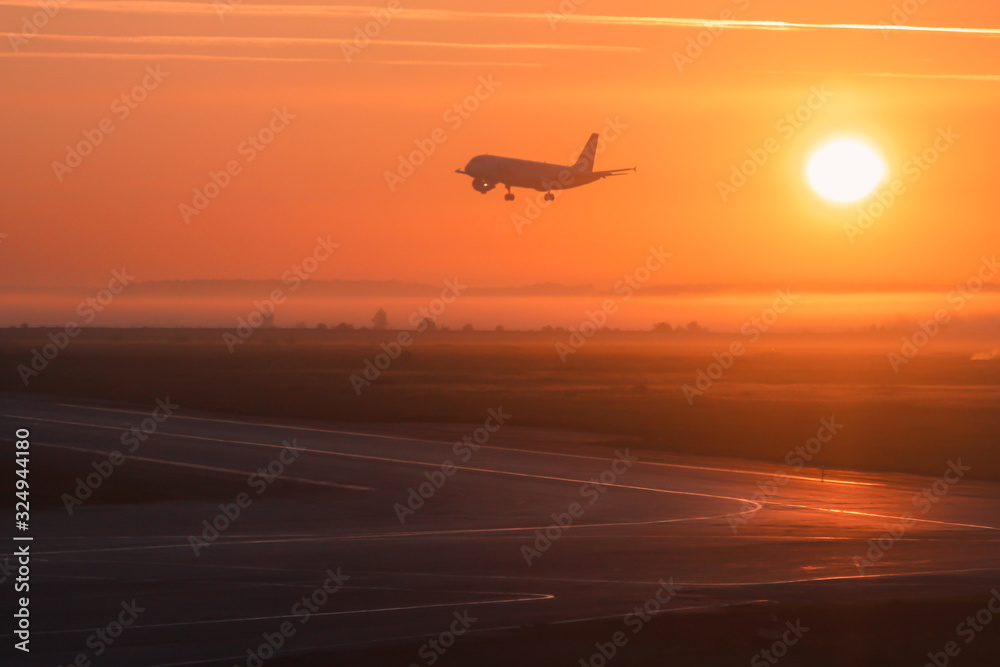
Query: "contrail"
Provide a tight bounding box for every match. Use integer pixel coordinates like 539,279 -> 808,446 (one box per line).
0,1 -> 997,38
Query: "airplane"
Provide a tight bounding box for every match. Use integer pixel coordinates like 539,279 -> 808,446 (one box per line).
455,133 -> 635,201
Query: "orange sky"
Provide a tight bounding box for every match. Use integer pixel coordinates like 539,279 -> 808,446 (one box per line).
2,0 -> 999,301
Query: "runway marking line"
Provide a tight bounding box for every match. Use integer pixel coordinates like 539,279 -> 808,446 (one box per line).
4,413 -> 765,507
30,441 -> 371,491
28,592 -> 555,636
42,402 -> 880,486
4,409 -> 996,557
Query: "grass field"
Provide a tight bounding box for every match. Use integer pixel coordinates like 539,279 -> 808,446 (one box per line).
2,327 -> 998,481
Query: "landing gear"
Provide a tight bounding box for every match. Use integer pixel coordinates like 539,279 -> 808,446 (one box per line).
504,185 -> 514,201
544,192 -> 555,201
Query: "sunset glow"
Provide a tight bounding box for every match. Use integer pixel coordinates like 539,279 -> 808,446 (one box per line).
1,0 -> 999,331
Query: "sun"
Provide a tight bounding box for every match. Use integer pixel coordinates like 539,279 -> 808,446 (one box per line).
806,138 -> 887,203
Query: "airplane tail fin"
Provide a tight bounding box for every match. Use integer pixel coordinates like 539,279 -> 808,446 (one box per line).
573,133 -> 600,173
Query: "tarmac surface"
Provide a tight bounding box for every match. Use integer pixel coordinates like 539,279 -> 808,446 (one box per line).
2,393 -> 999,665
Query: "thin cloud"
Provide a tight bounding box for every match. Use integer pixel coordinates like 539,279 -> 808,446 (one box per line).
761,69 -> 1000,82
861,72 -> 1000,81
0,33 -> 640,52
0,51 -> 545,66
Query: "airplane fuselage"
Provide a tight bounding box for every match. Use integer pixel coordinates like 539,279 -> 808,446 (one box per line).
461,155 -> 602,192
456,133 -> 633,200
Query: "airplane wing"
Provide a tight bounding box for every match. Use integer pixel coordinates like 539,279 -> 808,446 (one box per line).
592,167 -> 636,178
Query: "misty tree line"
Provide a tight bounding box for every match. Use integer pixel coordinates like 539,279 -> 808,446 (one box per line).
306,309 -> 710,333
11,308 -> 708,333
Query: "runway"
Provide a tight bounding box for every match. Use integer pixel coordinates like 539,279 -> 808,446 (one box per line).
2,393 -> 1000,666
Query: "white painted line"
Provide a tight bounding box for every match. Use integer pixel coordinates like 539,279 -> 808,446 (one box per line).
32,592 -> 554,636
45,403 -> 880,486
31,441 -> 371,491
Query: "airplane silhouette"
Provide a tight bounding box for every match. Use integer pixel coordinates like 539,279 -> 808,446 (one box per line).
456,133 -> 635,201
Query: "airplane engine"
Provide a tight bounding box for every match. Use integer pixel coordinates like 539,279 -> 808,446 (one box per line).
472,179 -> 495,194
